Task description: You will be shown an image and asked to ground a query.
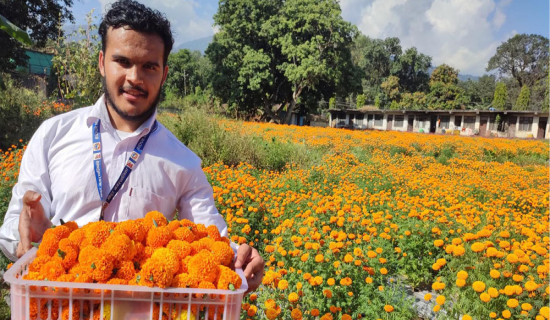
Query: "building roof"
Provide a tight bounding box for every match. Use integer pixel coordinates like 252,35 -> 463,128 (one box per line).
328,108 -> 549,116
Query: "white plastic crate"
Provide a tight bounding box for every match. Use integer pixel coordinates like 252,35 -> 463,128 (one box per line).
4,248 -> 247,320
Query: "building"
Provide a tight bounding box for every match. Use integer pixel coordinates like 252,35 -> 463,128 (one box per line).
328,108 -> 549,139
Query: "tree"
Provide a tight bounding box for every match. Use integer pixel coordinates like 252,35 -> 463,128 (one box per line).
492,82 -> 509,110
380,75 -> 400,105
164,49 -> 212,99
458,75 -> 496,108
0,0 -> 74,73
487,34 -> 549,88
514,85 -> 530,110
51,13 -> 101,107
427,64 -> 467,110
390,47 -> 431,93
207,0 -> 358,123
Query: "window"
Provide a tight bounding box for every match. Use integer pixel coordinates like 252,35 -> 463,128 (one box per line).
454,116 -> 462,128
355,114 -> 364,127
415,116 -> 428,129
394,115 -> 404,128
463,116 -> 476,129
439,116 -> 450,129
519,117 -> 533,131
374,114 -> 383,127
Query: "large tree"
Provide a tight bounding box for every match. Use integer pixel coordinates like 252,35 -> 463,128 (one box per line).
207,0 -> 358,123
0,0 -> 74,73
164,49 -> 212,99
390,47 -> 431,93
427,64 -> 467,110
487,34 -> 549,88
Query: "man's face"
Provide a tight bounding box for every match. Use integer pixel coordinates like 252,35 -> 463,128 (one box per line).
99,27 -> 168,127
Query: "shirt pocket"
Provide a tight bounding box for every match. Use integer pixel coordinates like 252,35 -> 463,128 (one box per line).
121,187 -> 176,221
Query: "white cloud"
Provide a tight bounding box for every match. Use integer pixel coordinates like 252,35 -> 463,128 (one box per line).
343,0 -> 510,76
98,0 -> 214,47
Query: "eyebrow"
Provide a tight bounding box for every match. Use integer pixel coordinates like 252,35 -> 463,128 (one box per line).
111,54 -> 161,67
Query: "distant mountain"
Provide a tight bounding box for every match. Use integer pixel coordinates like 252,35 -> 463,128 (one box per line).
174,35 -> 213,54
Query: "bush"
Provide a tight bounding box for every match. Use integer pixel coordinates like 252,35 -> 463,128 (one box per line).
0,74 -> 46,150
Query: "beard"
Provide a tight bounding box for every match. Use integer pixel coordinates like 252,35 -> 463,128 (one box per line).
102,76 -> 161,125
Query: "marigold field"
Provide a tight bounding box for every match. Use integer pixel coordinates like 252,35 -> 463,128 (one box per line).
1,114 -> 549,320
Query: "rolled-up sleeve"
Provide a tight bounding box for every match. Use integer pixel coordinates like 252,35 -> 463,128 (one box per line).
0,124 -> 53,261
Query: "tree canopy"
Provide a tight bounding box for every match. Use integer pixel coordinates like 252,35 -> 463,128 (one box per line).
487,34 -> 549,88
207,0 -> 358,123
0,0 -> 74,73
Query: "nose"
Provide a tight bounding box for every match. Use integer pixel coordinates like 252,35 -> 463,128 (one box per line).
126,65 -> 143,84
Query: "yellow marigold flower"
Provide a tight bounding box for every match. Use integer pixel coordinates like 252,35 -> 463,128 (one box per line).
489,312 -> 497,318
380,267 -> 388,275
300,253 -> 309,262
506,253 -> 519,263
384,305 -> 394,312
433,305 -> 440,312
502,309 -> 511,319
488,287 -> 499,298
456,278 -> 466,287
472,281 -> 486,292
480,292 -> 491,303
288,292 -> 299,303
436,295 -> 446,305
490,269 -> 500,279
365,277 -> 373,284
539,306 -> 549,318
344,253 -> 353,263
521,303 -> 533,311
463,315 -> 472,320
452,245 -> 465,256
457,270 -> 468,280
315,254 -> 324,263
424,293 -> 432,301
434,239 -> 444,247
471,242 -> 485,252
507,299 -> 519,308
525,280 -> 538,292
327,278 -> 335,286
278,279 -> 289,290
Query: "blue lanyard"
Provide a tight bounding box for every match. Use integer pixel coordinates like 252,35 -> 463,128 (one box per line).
92,119 -> 157,221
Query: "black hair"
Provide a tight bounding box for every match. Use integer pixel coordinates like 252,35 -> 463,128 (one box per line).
99,0 -> 174,65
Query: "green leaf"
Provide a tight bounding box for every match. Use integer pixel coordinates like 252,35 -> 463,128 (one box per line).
57,249 -> 66,259
228,283 -> 235,291
153,218 -> 158,228
91,262 -> 96,269
31,242 -> 39,248
0,14 -> 32,46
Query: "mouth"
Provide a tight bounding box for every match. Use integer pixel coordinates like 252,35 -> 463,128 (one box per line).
120,87 -> 148,101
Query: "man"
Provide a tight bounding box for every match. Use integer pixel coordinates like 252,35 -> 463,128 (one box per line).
0,0 -> 264,292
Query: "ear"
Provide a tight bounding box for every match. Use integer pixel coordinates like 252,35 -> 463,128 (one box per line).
99,50 -> 105,77
161,65 -> 169,86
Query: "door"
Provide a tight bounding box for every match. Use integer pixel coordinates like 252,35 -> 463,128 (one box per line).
387,115 -> 393,130
538,117 -> 548,139
508,116 -> 517,138
407,116 -> 414,132
479,116 -> 488,137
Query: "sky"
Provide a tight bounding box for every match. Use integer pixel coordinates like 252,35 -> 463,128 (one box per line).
70,0 -> 549,76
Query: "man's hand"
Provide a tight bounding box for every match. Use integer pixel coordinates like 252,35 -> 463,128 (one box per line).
234,244 -> 265,293
16,191 -> 52,258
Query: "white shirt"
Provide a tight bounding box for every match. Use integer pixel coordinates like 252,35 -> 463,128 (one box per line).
0,95 -> 228,261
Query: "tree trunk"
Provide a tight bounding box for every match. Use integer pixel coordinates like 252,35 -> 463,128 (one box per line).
284,84 -> 304,124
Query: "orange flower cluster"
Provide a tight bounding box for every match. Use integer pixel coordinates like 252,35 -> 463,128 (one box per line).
22,211 -> 242,319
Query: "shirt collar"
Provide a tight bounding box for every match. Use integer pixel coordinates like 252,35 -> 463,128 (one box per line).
86,94 -> 158,137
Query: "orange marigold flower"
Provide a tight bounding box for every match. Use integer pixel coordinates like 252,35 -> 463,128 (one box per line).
57,238 -> 79,270
146,225 -> 173,248
166,240 -> 192,260
188,250 -> 219,283
144,211 -> 168,229
115,260 -> 136,281
190,237 -> 215,254
115,219 -> 147,243
216,265 -> 242,290
457,270 -> 468,280
173,226 -> 196,243
384,305 -> 394,312
90,250 -> 116,282
436,295 -> 446,305
288,292 -> 299,303
472,281 -> 486,293
82,221 -> 114,247
206,224 -> 222,241
101,231 -> 136,262
507,299 -> 519,308
291,308 -> 303,320
480,292 -> 491,303
40,260 -> 65,280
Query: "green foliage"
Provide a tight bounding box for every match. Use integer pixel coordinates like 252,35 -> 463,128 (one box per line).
157,109 -> 321,171
458,74 -> 496,108
208,0 -> 358,123
427,64 -> 467,110
514,85 -> 531,110
390,46 -> 431,93
380,75 -> 400,105
0,74 -> 46,150
51,12 -> 101,107
0,14 -> 32,46
164,49 -> 212,100
328,97 -> 336,109
0,0 -> 73,74
487,34 -> 549,88
492,82 -> 509,110
356,94 -> 366,108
